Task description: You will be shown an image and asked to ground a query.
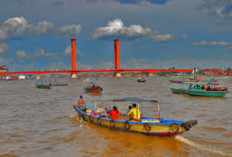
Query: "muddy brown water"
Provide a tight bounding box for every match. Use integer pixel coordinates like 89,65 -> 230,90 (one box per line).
0,77 -> 232,156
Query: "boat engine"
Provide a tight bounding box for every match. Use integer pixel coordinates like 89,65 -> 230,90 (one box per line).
182,120 -> 198,131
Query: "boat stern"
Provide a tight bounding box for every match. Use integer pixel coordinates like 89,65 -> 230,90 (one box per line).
181,120 -> 198,131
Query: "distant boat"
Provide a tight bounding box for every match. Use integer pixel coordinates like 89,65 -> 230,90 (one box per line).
36,80 -> 51,89
18,75 -> 26,80
84,82 -> 103,93
169,82 -> 228,97
137,77 -> 146,82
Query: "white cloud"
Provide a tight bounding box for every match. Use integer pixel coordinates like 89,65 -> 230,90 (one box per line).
35,48 -> 57,58
193,41 -> 231,47
0,43 -> 8,54
16,48 -> 57,59
63,45 -> 84,56
0,17 -> 28,40
50,61 -> 68,70
92,19 -> 176,42
200,0 -> 232,19
101,62 -> 113,69
123,58 -> 151,69
57,25 -> 81,38
0,56 -> 13,63
181,35 -> 188,39
76,61 -> 93,70
92,19 -> 151,39
64,45 -> 71,56
16,50 -> 27,58
0,16 -> 55,41
29,21 -> 54,35
148,33 -> 176,42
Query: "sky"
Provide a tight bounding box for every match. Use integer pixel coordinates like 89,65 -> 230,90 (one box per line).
1,0 -> 232,71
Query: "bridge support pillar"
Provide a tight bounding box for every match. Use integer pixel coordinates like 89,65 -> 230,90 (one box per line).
148,73 -> 153,77
114,73 -> 121,78
114,39 -> 121,78
36,75 -> 40,80
71,73 -> 78,79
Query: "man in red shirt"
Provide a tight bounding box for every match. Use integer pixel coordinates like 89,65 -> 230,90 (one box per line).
110,106 -> 120,120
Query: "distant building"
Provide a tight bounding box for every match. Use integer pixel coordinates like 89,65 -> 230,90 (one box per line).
0,65 -> 8,72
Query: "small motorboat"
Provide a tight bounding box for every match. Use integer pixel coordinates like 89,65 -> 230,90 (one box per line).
73,97 -> 198,136
137,77 -> 146,82
36,80 -> 51,89
84,83 -> 103,93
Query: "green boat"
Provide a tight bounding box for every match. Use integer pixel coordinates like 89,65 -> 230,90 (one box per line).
36,84 -> 51,89
169,82 -> 228,97
36,80 -> 51,89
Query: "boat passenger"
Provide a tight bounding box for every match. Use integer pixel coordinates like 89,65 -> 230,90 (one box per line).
110,106 -> 121,120
127,106 -> 132,114
77,95 -> 86,111
127,103 -> 141,121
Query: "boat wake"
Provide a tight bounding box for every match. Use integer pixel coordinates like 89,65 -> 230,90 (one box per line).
174,136 -> 232,156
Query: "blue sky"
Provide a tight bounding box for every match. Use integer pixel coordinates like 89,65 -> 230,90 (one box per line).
1,0 -> 232,71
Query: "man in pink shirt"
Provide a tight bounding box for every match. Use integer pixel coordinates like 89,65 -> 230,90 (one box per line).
77,95 -> 85,109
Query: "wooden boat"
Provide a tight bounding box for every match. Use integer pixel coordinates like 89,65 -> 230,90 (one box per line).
137,77 -> 146,82
36,80 -> 51,89
84,83 -> 103,93
73,97 -> 197,136
169,82 -> 228,97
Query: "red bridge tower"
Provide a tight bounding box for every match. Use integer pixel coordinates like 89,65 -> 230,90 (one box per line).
114,39 -> 121,77
71,39 -> 78,79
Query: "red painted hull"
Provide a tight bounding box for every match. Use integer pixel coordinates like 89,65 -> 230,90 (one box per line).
85,86 -> 103,93
144,132 -> 183,136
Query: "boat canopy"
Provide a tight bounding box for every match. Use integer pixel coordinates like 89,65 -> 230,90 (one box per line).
95,97 -> 158,103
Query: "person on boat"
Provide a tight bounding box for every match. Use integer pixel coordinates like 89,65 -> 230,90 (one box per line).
127,103 -> 141,121
110,106 -> 121,120
77,95 -> 86,111
127,106 -> 132,114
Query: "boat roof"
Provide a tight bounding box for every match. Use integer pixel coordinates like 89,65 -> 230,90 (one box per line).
182,82 -> 219,85
96,97 -> 158,103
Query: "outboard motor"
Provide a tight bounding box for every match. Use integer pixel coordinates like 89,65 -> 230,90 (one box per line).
182,120 -> 198,131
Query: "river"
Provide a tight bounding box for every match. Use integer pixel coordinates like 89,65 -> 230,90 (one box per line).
0,76 -> 232,156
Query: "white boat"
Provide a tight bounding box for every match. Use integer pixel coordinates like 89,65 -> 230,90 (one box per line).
18,75 -> 26,80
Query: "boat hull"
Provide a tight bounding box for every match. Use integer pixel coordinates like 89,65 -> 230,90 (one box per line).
36,84 -> 51,89
169,79 -> 185,83
170,87 -> 227,97
85,86 -> 103,93
73,106 -> 188,136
